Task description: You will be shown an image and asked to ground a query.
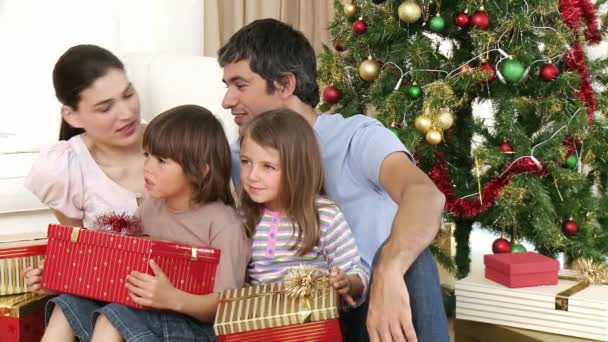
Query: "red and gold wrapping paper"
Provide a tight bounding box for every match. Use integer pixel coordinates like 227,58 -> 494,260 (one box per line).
0,237 -> 46,295
41,224 -> 220,309
218,319 -> 343,342
0,292 -> 50,342
214,282 -> 340,338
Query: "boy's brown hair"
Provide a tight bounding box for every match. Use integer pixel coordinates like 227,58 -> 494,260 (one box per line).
143,104 -> 234,206
239,109 -> 324,256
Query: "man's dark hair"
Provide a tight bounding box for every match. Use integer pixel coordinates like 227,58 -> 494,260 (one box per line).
218,18 -> 320,107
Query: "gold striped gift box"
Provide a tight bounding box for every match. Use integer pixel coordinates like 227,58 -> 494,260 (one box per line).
214,282 -> 340,336
0,236 -> 47,296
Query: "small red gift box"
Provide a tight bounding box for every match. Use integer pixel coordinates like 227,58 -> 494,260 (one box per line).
0,292 -> 50,342
41,224 -> 220,308
0,235 -> 47,295
484,252 -> 559,288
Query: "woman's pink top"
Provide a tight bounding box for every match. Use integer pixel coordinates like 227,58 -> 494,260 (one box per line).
25,134 -> 140,228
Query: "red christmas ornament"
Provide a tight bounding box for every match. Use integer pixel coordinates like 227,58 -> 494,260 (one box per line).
322,86 -> 342,104
479,62 -> 497,81
492,238 -> 511,254
471,10 -> 491,30
352,18 -> 367,34
562,218 -> 578,236
333,41 -> 344,52
454,12 -> 470,27
500,142 -> 513,153
539,63 -> 560,81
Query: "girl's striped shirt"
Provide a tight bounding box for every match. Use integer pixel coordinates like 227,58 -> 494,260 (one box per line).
247,197 -> 369,305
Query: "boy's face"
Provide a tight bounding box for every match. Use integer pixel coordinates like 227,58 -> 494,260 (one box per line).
143,151 -> 192,210
221,60 -> 285,127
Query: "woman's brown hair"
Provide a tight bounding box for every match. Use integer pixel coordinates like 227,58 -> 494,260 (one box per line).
239,109 -> 324,256
144,104 -> 234,206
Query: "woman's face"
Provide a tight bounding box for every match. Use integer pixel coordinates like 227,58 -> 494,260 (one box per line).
66,68 -> 142,147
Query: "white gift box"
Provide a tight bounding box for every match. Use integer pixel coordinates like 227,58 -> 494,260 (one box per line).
456,272 -> 608,341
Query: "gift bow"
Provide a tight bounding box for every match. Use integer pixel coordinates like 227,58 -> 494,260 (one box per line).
95,212 -> 142,235
284,266 -> 330,322
556,258 -> 608,311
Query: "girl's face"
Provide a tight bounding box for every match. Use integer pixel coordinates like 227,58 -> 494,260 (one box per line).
143,151 -> 193,210
64,68 -> 142,148
240,136 -> 283,211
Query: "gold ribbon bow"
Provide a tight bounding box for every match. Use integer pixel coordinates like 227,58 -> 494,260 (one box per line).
555,258 -> 608,311
284,266 -> 330,323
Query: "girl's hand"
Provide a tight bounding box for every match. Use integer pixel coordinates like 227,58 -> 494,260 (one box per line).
24,262 -> 57,296
330,267 -> 356,307
126,259 -> 179,310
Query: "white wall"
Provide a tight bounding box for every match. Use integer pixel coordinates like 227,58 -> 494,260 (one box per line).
0,0 -> 204,236
0,0 -> 203,153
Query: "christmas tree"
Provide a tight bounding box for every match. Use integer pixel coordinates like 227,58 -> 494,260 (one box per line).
318,0 -> 608,278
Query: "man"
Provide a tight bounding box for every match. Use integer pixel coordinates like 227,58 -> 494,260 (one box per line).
218,19 -> 448,342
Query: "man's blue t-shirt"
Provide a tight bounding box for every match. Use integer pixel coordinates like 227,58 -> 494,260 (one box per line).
231,114 -> 413,269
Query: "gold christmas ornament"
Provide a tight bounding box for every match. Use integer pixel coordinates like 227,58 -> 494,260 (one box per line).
343,3 -> 357,18
436,109 -> 454,130
414,115 -> 432,133
359,56 -> 381,81
398,1 -> 422,23
425,129 -> 443,145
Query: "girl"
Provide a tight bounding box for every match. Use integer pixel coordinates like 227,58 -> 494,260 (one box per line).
92,105 -> 250,341
239,109 -> 369,307
24,44 -> 146,341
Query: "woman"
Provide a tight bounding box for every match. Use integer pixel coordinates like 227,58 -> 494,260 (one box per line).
24,44 -> 146,341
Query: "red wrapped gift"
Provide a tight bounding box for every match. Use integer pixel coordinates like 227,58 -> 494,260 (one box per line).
0,292 -> 50,342
218,319 -> 342,342
41,224 -> 220,308
0,234 -> 47,295
484,252 -> 559,288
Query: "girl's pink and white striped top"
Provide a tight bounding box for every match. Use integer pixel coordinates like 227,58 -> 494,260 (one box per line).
247,197 -> 369,305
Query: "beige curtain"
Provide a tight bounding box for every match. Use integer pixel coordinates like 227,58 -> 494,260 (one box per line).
204,0 -> 335,57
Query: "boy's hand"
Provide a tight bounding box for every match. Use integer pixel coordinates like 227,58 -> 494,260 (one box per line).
330,267 -> 356,307
24,262 -> 57,296
126,259 -> 179,310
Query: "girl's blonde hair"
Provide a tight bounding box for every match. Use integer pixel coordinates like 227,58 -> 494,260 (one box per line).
239,109 -> 324,256
144,105 -> 234,206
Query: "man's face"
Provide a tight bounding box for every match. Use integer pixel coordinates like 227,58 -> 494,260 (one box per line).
222,60 -> 285,127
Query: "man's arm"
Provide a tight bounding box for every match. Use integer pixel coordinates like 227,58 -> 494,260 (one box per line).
366,151 -> 445,342
378,152 -> 445,273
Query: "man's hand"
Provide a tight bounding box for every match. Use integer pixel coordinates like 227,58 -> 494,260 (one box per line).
126,259 -> 179,310
367,262 -> 417,342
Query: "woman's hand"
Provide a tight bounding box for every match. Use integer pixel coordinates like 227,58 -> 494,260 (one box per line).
126,259 -> 180,310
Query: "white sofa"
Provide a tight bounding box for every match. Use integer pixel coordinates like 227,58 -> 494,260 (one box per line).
0,54 -> 235,236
